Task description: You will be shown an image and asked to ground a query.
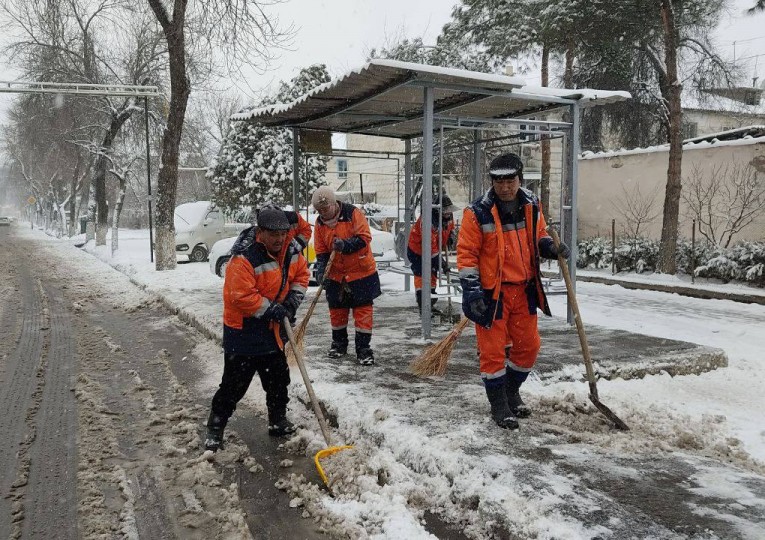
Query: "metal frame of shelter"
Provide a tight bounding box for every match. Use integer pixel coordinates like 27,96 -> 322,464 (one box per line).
232,60 -> 630,339
0,80 -> 163,261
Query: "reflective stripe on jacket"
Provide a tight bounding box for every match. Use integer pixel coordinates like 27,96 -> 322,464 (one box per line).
285,211 -> 312,250
223,239 -> 309,355
457,187 -> 551,318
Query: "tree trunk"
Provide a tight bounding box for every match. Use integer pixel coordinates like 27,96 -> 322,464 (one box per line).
93,106 -> 133,246
152,4 -> 191,271
657,0 -> 683,274
540,44 -> 551,213
564,42 -> 575,89
111,180 -> 126,254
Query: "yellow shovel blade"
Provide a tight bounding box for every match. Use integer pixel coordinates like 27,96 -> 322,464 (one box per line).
314,445 -> 354,487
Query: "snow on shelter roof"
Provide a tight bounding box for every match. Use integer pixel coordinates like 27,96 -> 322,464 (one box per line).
231,60 -> 631,139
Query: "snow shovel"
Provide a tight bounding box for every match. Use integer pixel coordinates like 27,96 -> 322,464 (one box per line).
549,228 -> 629,431
287,251 -> 337,364
282,317 -> 353,490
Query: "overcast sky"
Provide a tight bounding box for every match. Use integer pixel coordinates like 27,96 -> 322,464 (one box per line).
0,0 -> 763,126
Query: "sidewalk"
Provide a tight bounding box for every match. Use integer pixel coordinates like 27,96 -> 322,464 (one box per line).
542,267 -> 765,305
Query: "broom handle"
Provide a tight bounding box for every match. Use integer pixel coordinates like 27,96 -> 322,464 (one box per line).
283,317 -> 333,446
548,228 -> 599,398
300,251 -> 337,326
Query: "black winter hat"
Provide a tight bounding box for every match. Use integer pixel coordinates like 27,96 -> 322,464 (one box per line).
256,206 -> 290,231
489,153 -> 524,179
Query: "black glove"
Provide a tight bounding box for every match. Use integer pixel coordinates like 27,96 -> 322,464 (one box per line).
441,258 -> 450,275
539,236 -> 571,260
332,238 -> 345,252
468,295 -> 489,318
282,290 -> 305,323
314,253 -> 329,284
263,302 -> 288,322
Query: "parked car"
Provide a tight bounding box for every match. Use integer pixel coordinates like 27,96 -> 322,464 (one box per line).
0,216 -> 11,227
174,201 -> 248,262
209,222 -> 396,280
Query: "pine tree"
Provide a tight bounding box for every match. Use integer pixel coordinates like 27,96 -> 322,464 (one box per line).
208,65 -> 331,212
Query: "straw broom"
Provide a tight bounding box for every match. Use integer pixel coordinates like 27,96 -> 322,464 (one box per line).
410,316 -> 471,376
287,251 -> 337,364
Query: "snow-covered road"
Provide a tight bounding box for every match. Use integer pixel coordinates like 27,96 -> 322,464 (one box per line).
15,226 -> 765,539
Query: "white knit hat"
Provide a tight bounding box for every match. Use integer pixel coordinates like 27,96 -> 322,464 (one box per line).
311,186 -> 336,209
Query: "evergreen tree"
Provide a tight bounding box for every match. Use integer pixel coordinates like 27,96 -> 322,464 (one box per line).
208,65 -> 330,212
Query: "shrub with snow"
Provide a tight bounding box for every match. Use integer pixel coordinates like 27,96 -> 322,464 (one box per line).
578,236 -> 765,287
208,65 -> 331,212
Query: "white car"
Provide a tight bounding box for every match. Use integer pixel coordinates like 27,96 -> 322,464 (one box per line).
209,225 -> 397,278
0,216 -> 11,227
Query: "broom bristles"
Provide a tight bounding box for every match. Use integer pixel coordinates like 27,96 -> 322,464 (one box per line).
410,317 -> 470,377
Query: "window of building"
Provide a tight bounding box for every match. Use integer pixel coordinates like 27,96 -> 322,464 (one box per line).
337,159 -> 348,180
682,121 -> 698,140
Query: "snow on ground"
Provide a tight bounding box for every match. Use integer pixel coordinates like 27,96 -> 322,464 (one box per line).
22,226 -> 765,538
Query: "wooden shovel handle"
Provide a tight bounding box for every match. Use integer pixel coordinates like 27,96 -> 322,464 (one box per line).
548,228 -> 599,394
283,317 -> 333,446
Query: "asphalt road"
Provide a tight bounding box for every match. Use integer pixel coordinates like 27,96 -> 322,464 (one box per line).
0,225 -> 327,539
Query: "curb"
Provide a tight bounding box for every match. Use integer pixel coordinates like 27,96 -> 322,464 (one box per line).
577,275 -> 765,306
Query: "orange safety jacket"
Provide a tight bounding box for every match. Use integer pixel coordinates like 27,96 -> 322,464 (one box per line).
407,216 -> 454,277
285,210 -> 312,250
222,237 -> 309,355
314,202 -> 381,308
457,187 -> 551,324
407,217 -> 454,257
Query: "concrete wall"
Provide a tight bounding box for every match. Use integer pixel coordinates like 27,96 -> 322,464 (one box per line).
578,138 -> 765,242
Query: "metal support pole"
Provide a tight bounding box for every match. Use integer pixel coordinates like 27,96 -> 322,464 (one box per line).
691,219 -> 696,284
421,86 -> 435,339
144,97 -> 154,263
566,104 -> 581,324
404,139 -> 412,292
438,126 -> 444,284
292,128 -> 300,210
472,129 -> 482,201
359,173 -> 364,203
611,218 -> 616,275
304,155 -> 310,220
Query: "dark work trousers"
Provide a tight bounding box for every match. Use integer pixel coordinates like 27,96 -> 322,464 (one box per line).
210,351 -> 291,425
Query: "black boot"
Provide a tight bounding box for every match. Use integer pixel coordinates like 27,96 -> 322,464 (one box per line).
484,379 -> 519,430
355,331 -> 375,366
505,372 -> 532,418
328,328 -> 348,358
416,289 -> 440,315
205,412 -> 227,452
268,417 -> 297,437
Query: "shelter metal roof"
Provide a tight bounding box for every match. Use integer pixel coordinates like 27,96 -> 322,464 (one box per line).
232,60 -> 631,139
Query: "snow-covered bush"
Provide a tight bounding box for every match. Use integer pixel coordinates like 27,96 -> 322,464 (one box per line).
675,238 -> 717,275
579,235 -> 765,287
208,65 -> 331,212
361,202 -> 384,216
614,237 -> 659,273
576,236 -> 612,269
696,241 -> 765,287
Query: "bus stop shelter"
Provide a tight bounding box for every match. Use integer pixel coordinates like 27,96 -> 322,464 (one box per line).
232,60 -> 630,338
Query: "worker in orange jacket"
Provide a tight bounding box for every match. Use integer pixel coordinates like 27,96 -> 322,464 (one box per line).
457,153 -> 569,430
311,186 -> 381,365
407,194 -> 457,313
227,204 -> 312,263
205,206 -> 310,451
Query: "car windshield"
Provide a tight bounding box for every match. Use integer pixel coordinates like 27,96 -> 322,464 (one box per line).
174,202 -> 210,229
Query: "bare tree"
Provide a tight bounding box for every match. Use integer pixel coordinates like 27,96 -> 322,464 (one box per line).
682,161 -> 765,248
612,183 -> 662,239
145,0 -> 291,270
